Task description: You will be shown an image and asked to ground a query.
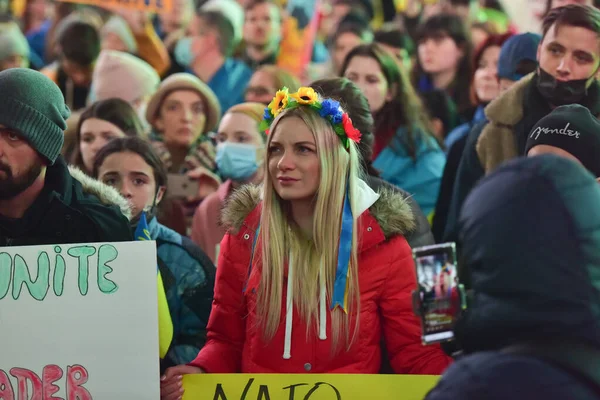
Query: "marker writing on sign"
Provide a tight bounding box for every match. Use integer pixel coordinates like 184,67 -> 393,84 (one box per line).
212,378 -> 342,400
0,244 -> 119,301
0,365 -> 92,400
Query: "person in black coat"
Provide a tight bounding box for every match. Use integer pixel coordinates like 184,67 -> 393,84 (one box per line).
426,155 -> 600,399
0,68 -> 131,246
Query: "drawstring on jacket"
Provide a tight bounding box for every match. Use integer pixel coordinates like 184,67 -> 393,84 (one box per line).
283,258 -> 328,359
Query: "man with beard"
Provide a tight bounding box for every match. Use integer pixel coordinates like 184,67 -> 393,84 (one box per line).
444,4 -> 600,247
0,68 -> 131,246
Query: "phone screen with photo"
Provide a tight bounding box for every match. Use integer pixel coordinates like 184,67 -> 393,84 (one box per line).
413,243 -> 459,344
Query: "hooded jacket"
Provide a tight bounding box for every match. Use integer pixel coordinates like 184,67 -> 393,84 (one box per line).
426,155 -> 600,399
0,157 -> 131,246
190,182 -> 452,374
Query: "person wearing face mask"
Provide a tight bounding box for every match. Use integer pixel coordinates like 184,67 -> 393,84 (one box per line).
191,102 -> 266,263
173,8 -> 252,114
444,4 -> 600,243
93,136 -> 215,373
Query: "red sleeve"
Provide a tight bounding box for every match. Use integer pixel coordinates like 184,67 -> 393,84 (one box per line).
380,237 -> 453,374
189,233 -> 247,372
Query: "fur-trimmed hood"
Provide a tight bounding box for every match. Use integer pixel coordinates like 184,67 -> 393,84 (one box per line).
220,183 -> 416,240
476,73 -> 535,173
68,166 -> 132,220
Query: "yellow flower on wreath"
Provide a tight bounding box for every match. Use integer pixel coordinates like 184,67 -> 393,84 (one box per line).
290,87 -> 318,105
268,87 -> 290,116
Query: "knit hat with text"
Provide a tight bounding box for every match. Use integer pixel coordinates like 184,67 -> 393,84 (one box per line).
526,104 -> 600,177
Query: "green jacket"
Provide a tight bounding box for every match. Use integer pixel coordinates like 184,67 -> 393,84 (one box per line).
0,157 -> 132,246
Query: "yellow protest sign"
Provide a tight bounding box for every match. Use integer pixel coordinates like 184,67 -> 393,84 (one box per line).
183,374 -> 440,400
57,0 -> 172,13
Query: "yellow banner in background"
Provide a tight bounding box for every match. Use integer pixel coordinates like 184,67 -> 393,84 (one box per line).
183,374 -> 440,400
57,0 -> 172,13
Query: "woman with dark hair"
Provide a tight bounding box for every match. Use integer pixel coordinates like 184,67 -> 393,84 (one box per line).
92,136 -> 215,373
327,22 -> 374,76
311,76 -> 435,249
432,33 -> 513,243
374,26 -> 415,71
445,33 -> 513,149
413,13 -> 474,122
341,43 -> 445,217
70,97 -> 144,175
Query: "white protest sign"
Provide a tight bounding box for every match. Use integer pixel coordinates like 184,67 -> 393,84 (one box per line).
0,241 -> 160,399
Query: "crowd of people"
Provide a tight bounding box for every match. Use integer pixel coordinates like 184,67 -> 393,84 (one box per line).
1,0 -> 600,398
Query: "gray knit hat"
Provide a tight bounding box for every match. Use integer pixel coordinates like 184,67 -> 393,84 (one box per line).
0,68 -> 71,164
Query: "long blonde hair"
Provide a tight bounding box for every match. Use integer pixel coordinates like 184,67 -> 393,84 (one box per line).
257,106 -> 363,351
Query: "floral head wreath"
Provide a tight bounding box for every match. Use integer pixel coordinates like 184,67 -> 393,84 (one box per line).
259,87 -> 362,149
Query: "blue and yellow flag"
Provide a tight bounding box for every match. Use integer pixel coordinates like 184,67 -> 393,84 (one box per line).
135,212 -> 173,359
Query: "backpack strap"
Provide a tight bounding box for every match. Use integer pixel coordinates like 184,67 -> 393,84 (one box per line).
503,341 -> 600,395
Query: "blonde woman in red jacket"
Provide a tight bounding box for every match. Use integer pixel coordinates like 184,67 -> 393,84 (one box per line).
161,87 -> 451,400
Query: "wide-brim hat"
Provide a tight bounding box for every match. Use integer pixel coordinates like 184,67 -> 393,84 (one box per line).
146,73 -> 221,134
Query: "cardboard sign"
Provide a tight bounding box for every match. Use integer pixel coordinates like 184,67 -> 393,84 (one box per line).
0,241 -> 160,399
57,0 -> 172,13
183,374 -> 440,400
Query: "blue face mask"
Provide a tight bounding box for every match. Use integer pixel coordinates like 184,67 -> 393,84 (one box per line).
216,142 -> 260,181
174,36 -> 195,67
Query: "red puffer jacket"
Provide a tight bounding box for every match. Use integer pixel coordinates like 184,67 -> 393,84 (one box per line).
191,185 -> 452,374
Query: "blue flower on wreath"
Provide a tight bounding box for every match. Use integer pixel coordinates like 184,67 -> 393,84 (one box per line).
319,99 -> 341,118
263,107 -> 273,120
330,112 -> 343,124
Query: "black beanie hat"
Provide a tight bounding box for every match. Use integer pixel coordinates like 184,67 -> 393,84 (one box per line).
526,104 -> 600,177
0,68 -> 71,164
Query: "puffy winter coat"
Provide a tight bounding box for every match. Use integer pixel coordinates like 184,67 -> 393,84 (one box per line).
426,155 -> 600,399
190,184 -> 452,374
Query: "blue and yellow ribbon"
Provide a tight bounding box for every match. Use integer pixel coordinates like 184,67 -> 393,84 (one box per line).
331,184 -> 353,312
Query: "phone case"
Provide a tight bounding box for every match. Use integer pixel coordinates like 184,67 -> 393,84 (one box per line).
412,243 -> 460,345
166,174 -> 200,198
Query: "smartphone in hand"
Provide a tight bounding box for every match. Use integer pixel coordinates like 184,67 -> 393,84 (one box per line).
166,174 -> 200,199
412,243 -> 463,345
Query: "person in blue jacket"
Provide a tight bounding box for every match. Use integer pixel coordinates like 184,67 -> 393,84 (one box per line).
341,43 -> 445,217
426,155 -> 600,399
92,136 -> 215,373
